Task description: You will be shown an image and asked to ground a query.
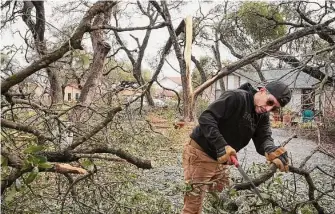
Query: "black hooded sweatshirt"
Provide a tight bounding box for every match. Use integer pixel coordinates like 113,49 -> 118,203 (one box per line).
190,83 -> 276,160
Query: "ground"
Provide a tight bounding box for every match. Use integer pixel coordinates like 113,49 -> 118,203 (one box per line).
138,127 -> 335,213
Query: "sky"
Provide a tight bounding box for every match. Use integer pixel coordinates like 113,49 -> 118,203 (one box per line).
2,1 -> 331,80
1,1 -> 240,80
1,1 -> 272,83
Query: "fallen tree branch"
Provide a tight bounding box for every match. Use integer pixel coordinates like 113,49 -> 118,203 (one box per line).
0,156 -> 88,194
229,134 -> 327,213
73,146 -> 152,169
289,166 -> 325,213
194,17 -> 335,96
68,106 -> 122,150
1,118 -> 54,143
60,171 -> 95,214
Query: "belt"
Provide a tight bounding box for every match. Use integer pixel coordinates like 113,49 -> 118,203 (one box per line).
189,139 -> 204,152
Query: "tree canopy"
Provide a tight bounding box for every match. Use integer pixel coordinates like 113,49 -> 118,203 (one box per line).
1,1 -> 334,213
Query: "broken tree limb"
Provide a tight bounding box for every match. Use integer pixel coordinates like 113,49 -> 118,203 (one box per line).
228,134 -> 328,213
193,17 -> 335,97
232,135 -> 297,189
68,106 -> 122,150
73,146 -> 152,169
1,118 -> 54,143
54,163 -> 87,174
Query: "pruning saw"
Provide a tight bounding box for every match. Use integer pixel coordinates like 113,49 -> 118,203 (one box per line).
231,156 -> 264,201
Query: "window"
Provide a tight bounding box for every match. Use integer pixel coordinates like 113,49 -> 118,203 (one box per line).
75,93 -> 79,101
215,89 -> 221,100
68,93 -> 71,101
227,75 -> 235,89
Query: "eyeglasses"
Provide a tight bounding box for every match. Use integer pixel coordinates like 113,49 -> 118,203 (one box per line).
266,98 -> 280,112
266,99 -> 275,106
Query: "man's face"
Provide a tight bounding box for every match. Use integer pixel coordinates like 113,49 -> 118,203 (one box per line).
254,88 -> 281,114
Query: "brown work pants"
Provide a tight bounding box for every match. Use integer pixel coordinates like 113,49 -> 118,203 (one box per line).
181,140 -> 229,214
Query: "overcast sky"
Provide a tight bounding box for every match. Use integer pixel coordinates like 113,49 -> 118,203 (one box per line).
1,1 -> 239,80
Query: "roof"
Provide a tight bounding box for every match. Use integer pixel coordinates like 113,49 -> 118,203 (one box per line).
161,76 -> 182,85
66,83 -> 81,90
155,89 -> 176,97
235,69 -> 320,89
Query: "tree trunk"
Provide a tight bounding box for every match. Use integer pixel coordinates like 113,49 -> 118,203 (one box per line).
219,78 -> 226,92
134,71 -> 154,106
21,1 -> 63,104
72,5 -> 113,123
79,41 -> 111,105
47,68 -> 63,104
159,2 -> 193,120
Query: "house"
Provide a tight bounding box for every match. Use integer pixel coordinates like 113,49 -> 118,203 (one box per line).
205,69 -> 323,113
155,76 -> 183,99
202,73 -> 242,102
64,84 -> 81,102
237,69 -> 320,113
153,71 -> 331,115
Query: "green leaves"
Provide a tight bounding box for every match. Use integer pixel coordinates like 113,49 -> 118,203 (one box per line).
24,145 -> 46,154
229,188 -> 238,197
25,166 -> 39,184
21,144 -> 53,183
1,155 -> 8,167
238,2 -> 287,44
38,162 -> 53,169
23,154 -> 53,171
80,159 -> 95,171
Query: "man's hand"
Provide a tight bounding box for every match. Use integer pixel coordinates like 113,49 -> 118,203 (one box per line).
265,146 -> 289,172
217,146 -> 237,164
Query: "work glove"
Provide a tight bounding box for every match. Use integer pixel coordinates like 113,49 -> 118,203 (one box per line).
217,146 -> 237,164
265,146 -> 289,172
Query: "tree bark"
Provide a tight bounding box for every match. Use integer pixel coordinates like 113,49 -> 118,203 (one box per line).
158,1 -> 194,120
22,1 -> 63,104
213,33 -> 226,92
1,1 -> 118,94
79,9 -> 112,105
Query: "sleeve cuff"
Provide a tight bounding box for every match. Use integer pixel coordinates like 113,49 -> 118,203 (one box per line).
215,138 -> 228,157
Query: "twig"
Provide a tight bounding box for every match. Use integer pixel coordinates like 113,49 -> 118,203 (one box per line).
60,172 -> 95,214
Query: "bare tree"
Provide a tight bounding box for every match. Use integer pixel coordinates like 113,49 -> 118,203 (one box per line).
1,1 -> 152,197
111,2 -> 168,106
21,1 -> 63,104
1,1 -> 334,213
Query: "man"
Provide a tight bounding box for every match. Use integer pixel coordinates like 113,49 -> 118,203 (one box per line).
182,81 -> 291,214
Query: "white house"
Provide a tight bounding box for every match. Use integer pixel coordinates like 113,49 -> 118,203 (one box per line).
64,83 -> 81,102
202,73 -> 242,102
155,76 -> 183,98
207,69 -> 321,113
155,70 -> 328,114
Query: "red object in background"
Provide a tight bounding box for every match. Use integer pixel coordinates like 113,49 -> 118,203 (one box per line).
174,121 -> 185,129
272,111 -> 281,122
